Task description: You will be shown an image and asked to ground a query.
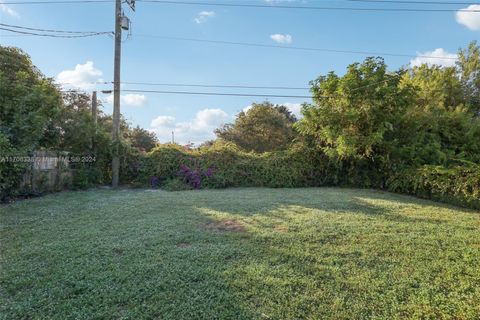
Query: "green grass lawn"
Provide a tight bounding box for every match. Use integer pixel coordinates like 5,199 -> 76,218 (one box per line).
1,188 -> 480,319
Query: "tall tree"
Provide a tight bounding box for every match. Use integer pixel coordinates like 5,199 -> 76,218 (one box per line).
457,41 -> 480,114
0,46 -> 62,198
128,126 -> 158,152
215,102 -> 297,153
296,57 -> 413,160
0,46 -> 62,151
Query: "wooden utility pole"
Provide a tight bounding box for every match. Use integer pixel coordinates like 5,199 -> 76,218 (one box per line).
111,0 -> 122,188
91,91 -> 97,151
92,91 -> 98,125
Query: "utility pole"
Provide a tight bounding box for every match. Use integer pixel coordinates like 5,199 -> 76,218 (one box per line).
172,131 -> 175,144
91,91 -> 97,151
92,91 -> 98,125
111,0 -> 122,188
111,0 -> 134,188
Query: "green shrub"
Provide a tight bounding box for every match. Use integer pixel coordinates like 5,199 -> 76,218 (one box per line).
387,164 -> 480,209
162,178 -> 192,192
139,143 -> 353,189
72,167 -> 91,190
0,136 -> 29,201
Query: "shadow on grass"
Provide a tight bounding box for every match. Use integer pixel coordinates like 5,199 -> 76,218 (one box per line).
193,189 -> 480,319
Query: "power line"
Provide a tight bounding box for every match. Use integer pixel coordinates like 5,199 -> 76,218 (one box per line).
1,22 -> 456,61
0,27 -> 112,38
120,81 -> 309,90
122,89 -> 313,99
135,34 -> 459,60
2,0 -> 480,11
346,0 -> 479,5
57,78 -> 405,91
135,0 -> 480,12
0,0 -> 112,3
0,22 -> 110,34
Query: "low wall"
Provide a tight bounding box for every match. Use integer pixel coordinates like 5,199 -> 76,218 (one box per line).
20,151 -> 73,193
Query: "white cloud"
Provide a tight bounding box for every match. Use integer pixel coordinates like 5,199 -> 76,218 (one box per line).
150,108 -> 228,144
194,11 -> 215,24
0,4 -> 18,17
410,48 -> 458,68
151,116 -> 176,128
270,34 -> 293,44
456,5 -> 480,30
105,94 -> 147,107
243,103 -> 303,118
57,61 -> 103,90
283,102 -> 303,118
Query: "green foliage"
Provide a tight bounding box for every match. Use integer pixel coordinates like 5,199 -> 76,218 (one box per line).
128,126 -> 158,152
140,143 -> 316,188
138,142 -> 385,191
0,46 -> 62,200
400,64 -> 464,110
0,47 -> 62,151
162,178 -> 192,191
387,164 -> 480,209
457,41 -> 480,114
71,167 -> 95,190
293,48 -> 480,208
0,134 -> 29,200
215,102 -> 297,152
296,57 -> 413,160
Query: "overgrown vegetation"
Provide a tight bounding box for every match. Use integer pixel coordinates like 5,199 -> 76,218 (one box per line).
2,42 -> 480,208
215,102 -> 298,152
135,42 -> 480,209
0,46 -> 157,200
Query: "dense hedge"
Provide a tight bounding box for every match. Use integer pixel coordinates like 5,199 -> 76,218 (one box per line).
137,143 -> 384,189
135,144 -> 480,210
138,143 -> 328,188
387,164 -> 480,210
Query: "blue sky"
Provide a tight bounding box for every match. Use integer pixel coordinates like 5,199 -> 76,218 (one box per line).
1,0 -> 479,143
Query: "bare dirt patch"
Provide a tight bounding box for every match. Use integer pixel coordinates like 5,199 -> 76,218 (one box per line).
177,242 -> 190,248
201,219 -> 246,233
274,225 -> 288,233
113,248 -> 123,256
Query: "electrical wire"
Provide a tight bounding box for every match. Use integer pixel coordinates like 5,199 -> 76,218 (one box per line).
135,34 -> 459,60
120,81 -> 309,90
0,27 -> 113,38
134,0 -> 480,12
346,0 -> 478,5
56,76 -> 405,92
0,22 -> 458,61
122,89 -> 313,98
2,0 -> 480,12
0,0 -> 112,3
0,22 -> 110,34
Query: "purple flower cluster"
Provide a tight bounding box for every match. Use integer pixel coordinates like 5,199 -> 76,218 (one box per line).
177,164 -> 214,189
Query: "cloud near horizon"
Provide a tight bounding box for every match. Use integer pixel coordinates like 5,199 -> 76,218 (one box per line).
57,61 -> 103,90
410,48 -> 458,68
150,108 -> 228,144
105,94 -> 147,107
243,102 -> 303,118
